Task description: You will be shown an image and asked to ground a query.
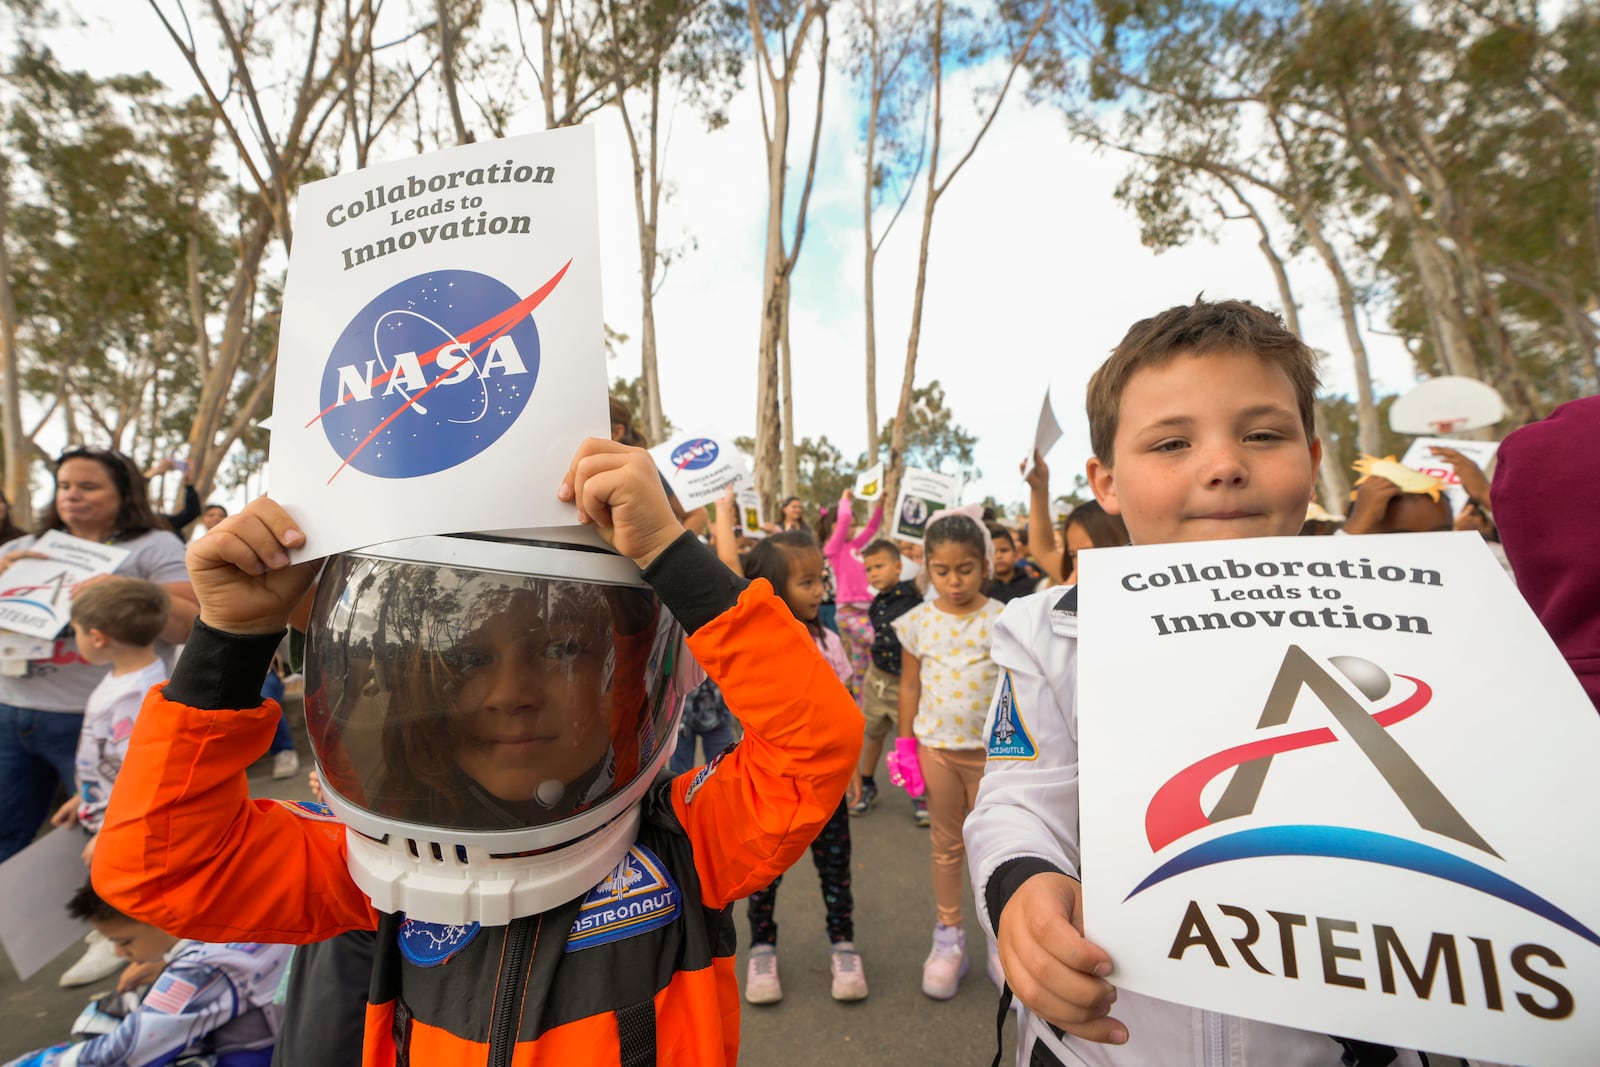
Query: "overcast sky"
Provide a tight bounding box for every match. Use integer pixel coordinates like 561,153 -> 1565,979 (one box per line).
58,4 -> 1422,513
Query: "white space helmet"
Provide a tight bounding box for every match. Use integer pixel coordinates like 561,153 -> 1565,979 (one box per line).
303,530 -> 703,925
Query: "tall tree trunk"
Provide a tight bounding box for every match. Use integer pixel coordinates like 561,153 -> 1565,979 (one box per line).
884,0 -> 1043,506
0,180 -> 30,527
780,289 -> 798,498
435,0 -> 473,143
747,0 -> 827,514
863,93 -> 881,462
616,70 -> 667,442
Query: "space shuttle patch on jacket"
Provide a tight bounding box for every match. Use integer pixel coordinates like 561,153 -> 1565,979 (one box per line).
987,672 -> 1037,760
565,844 -> 681,952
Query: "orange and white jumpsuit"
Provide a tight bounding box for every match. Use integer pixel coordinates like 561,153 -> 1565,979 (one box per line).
95,534 -> 862,1066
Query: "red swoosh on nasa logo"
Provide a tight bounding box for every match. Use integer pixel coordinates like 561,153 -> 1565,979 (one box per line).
1143,674 -> 1431,852
311,261 -> 571,484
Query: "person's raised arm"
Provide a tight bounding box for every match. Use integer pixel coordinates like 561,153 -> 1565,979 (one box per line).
825,491 -> 853,555
712,485 -> 742,575
848,501 -> 883,551
1026,452 -> 1066,583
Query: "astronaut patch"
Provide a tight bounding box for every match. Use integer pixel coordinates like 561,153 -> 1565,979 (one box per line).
986,673 -> 1037,761
397,919 -> 482,967
565,844 -> 680,953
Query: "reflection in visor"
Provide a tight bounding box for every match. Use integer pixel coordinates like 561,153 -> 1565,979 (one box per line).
307,556 -> 682,834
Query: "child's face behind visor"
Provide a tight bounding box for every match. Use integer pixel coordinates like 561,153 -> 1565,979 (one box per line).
445,599 -> 613,803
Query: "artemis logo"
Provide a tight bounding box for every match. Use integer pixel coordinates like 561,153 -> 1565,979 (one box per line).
670,438 -> 719,472
1136,645 -> 1594,1020
308,263 -> 570,482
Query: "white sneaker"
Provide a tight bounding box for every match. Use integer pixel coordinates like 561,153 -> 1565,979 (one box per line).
745,944 -> 782,1005
271,749 -> 301,780
830,941 -> 868,1001
59,930 -> 123,987
921,923 -> 969,1000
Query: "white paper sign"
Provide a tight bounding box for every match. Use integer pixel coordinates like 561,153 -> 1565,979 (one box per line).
1077,532 -> 1600,1065
0,531 -> 130,640
735,490 -> 763,532
1023,389 -> 1063,479
649,429 -> 749,511
269,126 -> 609,559
854,463 -> 885,501
1399,437 -> 1500,514
890,468 -> 963,543
0,827 -> 92,980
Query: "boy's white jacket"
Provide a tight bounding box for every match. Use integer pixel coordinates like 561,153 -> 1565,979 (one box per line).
965,588 -> 1445,1067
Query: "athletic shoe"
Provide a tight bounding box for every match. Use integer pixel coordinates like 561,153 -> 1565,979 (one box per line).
59,931 -> 123,988
745,944 -> 782,1005
912,797 -> 931,828
271,749 -> 301,780
921,923 -> 969,1000
848,779 -> 878,816
829,941 -> 868,1001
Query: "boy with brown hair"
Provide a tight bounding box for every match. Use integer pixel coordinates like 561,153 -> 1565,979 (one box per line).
964,300 -> 1433,1065
50,577 -> 173,989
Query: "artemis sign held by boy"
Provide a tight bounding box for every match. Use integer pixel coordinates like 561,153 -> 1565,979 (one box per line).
1077,531 -> 1600,1066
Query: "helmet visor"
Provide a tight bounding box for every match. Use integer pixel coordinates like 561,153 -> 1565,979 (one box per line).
305,550 -> 689,834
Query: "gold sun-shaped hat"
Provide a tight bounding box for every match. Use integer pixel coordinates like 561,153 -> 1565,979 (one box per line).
1350,454 -> 1446,501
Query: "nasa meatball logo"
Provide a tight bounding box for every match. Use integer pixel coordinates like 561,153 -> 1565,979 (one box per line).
670,437 -> 719,472
311,265 -> 569,481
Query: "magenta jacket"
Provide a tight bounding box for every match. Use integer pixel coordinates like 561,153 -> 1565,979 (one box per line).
826,497 -> 884,607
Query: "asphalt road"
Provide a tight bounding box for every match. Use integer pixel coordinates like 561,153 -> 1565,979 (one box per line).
0,703 -> 1018,1066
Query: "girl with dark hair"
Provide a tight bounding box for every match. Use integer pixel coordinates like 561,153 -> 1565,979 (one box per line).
734,529 -> 869,1006
886,509 -> 1003,1001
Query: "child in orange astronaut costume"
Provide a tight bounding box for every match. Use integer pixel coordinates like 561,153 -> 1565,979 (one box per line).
94,440 -> 862,1065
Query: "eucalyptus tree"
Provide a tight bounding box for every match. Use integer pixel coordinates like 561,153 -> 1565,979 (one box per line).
879,0 -> 1050,510
602,0 -> 745,443
847,0 -> 930,460
747,0 -> 830,508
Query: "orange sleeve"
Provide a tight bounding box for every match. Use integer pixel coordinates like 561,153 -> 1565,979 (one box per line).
670,579 -> 863,908
93,687 -> 378,944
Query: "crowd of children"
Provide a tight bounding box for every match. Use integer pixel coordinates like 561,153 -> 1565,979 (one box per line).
0,295 -> 1587,1067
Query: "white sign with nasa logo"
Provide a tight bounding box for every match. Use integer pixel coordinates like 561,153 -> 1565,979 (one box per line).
890,468 -> 963,543
1076,532 -> 1600,1065
648,429 -> 749,511
269,126 -> 608,559
1398,437 -> 1500,514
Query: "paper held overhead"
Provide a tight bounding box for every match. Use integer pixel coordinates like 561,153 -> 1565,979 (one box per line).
1022,389 -> 1063,480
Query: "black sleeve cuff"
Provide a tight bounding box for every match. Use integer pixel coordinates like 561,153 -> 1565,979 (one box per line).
642,530 -> 748,635
985,856 -> 1071,934
164,618 -> 283,711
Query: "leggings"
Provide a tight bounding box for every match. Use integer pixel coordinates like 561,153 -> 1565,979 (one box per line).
833,604 -> 874,705
922,746 -> 986,927
746,799 -> 853,945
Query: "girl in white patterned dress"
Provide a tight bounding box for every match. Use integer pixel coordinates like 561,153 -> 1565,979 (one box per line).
888,511 -> 1004,1000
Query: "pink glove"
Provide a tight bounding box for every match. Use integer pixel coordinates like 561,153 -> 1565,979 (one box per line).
887,737 -> 926,797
